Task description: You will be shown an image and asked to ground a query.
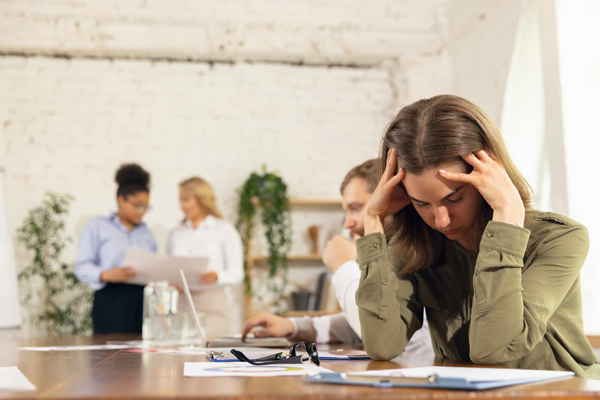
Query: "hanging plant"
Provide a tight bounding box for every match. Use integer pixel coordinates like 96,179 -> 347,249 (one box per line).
236,166 -> 292,312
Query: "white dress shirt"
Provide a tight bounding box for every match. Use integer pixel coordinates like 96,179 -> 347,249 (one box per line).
290,259 -> 434,356
167,215 -> 244,288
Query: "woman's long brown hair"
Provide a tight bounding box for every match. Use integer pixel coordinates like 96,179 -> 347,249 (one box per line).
380,95 -> 534,275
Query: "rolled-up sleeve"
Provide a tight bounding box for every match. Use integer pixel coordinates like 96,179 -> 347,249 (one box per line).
74,222 -> 105,290
469,221 -> 588,364
355,232 -> 423,360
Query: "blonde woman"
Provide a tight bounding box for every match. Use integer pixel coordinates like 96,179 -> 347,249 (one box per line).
167,177 -> 243,339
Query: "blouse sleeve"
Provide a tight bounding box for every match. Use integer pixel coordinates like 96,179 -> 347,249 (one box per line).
216,224 -> 244,286
469,221 -> 589,364
166,229 -> 174,255
74,221 -> 105,290
355,232 -> 424,360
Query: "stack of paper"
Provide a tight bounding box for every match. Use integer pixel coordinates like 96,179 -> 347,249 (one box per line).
18,344 -> 135,351
0,367 -> 36,391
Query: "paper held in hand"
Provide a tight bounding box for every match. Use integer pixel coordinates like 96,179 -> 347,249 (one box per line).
125,249 -> 208,290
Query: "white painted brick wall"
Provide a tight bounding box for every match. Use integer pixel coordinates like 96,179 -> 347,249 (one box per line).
0,0 -> 528,335
0,0 -> 446,62
0,57 -> 402,257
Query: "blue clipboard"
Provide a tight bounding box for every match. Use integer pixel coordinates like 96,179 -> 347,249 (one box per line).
303,370 -> 575,391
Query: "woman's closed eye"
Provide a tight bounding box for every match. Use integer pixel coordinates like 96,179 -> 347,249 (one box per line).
447,196 -> 463,205
413,196 -> 462,208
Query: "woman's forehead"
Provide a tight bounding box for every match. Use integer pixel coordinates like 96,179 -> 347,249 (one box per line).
403,165 -> 465,199
129,191 -> 149,201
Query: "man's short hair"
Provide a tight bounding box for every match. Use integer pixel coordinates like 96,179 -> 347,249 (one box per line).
340,159 -> 379,195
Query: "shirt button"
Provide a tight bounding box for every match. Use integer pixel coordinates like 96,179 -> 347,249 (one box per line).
382,278 -> 388,285
373,243 -> 380,248
486,232 -> 494,238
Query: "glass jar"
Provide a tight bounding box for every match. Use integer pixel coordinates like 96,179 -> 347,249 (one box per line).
142,281 -> 180,340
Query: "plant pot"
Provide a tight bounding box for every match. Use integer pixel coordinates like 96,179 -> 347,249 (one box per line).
291,291 -> 311,311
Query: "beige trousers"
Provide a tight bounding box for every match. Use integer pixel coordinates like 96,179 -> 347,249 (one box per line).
183,288 -> 230,341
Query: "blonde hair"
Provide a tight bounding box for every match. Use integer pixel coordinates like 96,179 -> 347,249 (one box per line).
380,95 -> 534,275
179,177 -> 223,219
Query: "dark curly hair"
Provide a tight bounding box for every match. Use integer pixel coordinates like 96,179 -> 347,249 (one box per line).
115,163 -> 150,198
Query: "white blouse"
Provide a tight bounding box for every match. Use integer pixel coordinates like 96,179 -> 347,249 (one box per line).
167,215 -> 244,288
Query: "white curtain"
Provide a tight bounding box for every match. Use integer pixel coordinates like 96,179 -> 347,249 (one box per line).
502,0 -> 600,334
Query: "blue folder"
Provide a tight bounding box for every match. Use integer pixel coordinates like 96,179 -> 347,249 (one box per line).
303,368 -> 574,390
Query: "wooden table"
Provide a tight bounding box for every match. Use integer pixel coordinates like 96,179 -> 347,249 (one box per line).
2,335 -> 600,399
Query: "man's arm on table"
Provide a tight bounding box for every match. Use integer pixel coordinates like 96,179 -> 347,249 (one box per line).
288,261 -> 361,343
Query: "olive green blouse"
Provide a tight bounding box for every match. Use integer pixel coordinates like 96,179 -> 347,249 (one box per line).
355,212 -> 600,379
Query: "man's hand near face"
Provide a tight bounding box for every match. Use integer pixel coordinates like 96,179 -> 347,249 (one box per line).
322,235 -> 359,273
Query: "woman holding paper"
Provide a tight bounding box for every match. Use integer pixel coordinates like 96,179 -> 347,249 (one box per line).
75,164 -> 156,334
167,177 -> 243,339
355,95 -> 600,378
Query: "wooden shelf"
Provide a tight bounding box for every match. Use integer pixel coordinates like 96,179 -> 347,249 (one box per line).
245,197 -> 342,316
289,199 -> 342,206
252,254 -> 323,262
285,310 -> 340,318
250,198 -> 342,207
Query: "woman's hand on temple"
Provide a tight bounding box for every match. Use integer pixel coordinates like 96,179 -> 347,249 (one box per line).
200,271 -> 218,285
364,148 -> 412,235
241,312 -> 295,341
439,149 -> 525,226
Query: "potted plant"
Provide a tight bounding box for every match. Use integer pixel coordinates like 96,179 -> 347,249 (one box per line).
17,192 -> 93,336
237,167 -> 292,314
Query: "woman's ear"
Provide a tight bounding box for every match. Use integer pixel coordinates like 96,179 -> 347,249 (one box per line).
116,195 -> 126,209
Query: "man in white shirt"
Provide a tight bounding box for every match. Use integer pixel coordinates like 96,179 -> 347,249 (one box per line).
242,160 -> 433,355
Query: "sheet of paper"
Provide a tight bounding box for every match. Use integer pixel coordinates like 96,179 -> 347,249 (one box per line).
107,339 -> 204,347
207,337 -> 290,348
125,249 -> 208,290
184,362 -> 332,377
319,350 -> 369,359
126,346 -> 279,356
353,366 -> 574,382
127,348 -> 207,355
0,367 -> 36,391
18,344 -> 137,351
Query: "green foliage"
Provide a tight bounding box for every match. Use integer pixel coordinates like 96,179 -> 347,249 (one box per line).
17,192 -> 93,336
236,167 -> 292,313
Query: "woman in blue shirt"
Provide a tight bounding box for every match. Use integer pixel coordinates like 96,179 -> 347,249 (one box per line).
74,164 -> 156,334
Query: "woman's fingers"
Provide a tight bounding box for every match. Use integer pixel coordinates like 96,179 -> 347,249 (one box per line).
386,167 -> 405,189
439,169 -> 474,184
461,152 -> 485,170
474,148 -> 493,162
382,148 -> 398,181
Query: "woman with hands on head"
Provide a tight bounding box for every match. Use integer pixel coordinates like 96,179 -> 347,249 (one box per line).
357,94 -> 600,378
74,163 -> 156,334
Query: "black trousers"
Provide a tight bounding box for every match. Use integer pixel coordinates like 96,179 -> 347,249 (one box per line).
92,283 -> 145,334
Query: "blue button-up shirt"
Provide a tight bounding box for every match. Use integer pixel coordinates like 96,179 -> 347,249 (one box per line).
74,213 -> 157,290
